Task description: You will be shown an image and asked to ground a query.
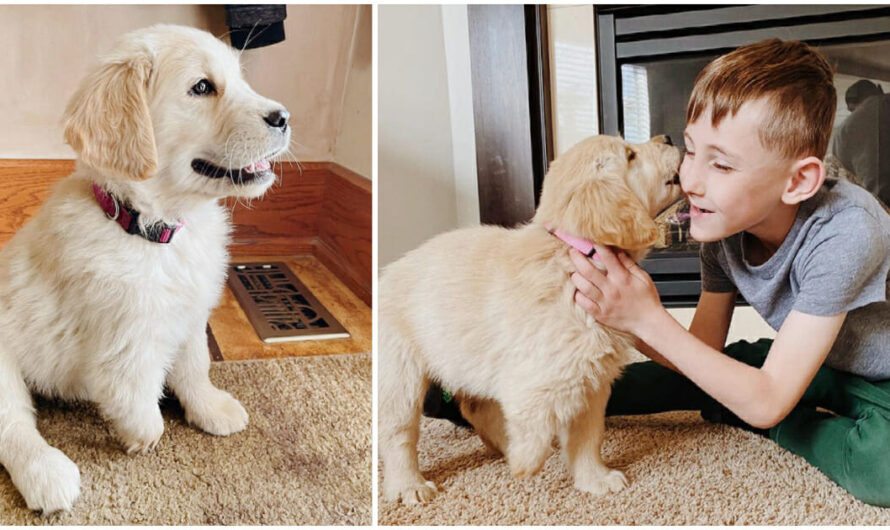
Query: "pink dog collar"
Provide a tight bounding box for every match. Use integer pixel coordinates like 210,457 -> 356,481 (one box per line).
92,183 -> 183,244
547,225 -> 597,258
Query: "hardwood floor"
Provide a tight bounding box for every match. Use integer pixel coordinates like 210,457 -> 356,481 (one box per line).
208,255 -> 371,361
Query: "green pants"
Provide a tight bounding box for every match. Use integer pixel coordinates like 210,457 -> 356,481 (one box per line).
607,338 -> 890,507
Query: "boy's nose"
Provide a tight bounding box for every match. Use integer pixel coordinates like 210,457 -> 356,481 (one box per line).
679,160 -> 703,196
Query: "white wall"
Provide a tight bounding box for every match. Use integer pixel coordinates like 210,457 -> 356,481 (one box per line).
441,5 -> 481,229
378,5 -> 478,267
332,4 -> 372,179
0,4 -> 370,177
548,4 -> 599,155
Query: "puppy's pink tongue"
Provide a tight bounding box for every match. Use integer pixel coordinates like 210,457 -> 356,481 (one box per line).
667,212 -> 691,225
245,159 -> 271,173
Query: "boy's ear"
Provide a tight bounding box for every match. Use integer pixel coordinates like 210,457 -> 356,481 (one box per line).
782,156 -> 825,205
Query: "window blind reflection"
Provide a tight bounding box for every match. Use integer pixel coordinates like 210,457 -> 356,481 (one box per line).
621,63 -> 650,143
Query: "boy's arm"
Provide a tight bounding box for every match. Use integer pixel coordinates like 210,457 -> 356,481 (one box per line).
634,308 -> 846,429
688,290 -> 736,351
571,245 -> 847,429
635,290 -> 737,373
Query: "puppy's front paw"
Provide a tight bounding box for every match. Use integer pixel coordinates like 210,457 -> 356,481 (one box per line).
13,446 -> 81,514
185,387 -> 249,436
116,410 -> 165,454
383,479 -> 438,504
575,468 -> 628,495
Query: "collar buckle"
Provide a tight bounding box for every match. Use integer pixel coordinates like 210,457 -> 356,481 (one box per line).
105,193 -> 121,221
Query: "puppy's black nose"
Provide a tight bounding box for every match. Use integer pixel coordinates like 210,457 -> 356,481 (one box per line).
663,135 -> 673,146
264,109 -> 290,130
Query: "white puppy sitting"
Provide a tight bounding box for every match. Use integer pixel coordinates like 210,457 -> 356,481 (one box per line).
0,25 -> 290,513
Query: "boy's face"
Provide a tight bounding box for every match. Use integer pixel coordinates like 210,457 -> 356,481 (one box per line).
680,98 -> 794,243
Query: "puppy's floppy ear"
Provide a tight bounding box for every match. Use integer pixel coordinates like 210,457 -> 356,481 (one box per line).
537,151 -> 659,250
63,53 -> 157,181
566,177 -> 660,250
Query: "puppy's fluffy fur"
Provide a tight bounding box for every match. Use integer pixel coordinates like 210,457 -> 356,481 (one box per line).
0,25 -> 290,513
379,135 -> 681,503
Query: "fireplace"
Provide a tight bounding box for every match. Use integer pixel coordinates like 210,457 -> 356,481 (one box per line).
595,4 -> 890,306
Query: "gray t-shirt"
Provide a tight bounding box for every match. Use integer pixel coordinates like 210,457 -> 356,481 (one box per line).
701,179 -> 890,380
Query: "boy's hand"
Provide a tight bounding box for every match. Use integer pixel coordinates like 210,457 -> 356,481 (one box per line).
569,244 -> 663,335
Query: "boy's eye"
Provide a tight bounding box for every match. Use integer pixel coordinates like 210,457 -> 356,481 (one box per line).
712,162 -> 733,172
684,150 -> 695,158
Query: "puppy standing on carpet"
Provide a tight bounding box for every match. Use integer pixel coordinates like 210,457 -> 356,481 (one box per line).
379,135 -> 682,503
0,25 -> 290,513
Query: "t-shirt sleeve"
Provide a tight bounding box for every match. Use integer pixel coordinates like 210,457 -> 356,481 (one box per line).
700,241 -> 736,293
793,208 -> 890,316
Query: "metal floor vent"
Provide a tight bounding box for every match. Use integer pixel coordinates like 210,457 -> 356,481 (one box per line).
227,262 -> 350,343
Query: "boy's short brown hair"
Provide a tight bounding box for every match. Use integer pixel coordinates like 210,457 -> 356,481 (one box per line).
687,39 -> 836,160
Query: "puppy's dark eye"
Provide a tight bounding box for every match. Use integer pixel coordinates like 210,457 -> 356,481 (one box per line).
189,79 -> 216,96
627,150 -> 636,162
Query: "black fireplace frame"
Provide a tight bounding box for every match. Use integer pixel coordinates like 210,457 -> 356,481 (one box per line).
595,4 -> 890,306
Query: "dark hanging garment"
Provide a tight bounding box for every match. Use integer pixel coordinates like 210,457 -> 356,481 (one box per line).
225,5 -> 287,49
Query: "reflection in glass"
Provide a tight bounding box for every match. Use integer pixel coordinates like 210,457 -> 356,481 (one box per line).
620,64 -> 650,144
825,41 -> 890,207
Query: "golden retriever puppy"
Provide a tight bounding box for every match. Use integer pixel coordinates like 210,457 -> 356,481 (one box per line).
0,25 -> 290,513
379,135 -> 681,503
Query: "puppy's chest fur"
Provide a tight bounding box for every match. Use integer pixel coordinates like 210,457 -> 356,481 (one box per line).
0,177 -> 230,398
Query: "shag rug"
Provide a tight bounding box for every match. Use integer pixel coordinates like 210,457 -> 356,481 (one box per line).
1,353 -> 371,525
379,413 -> 890,525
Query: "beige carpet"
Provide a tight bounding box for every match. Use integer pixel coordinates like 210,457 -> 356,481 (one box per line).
0,353 -> 371,525
379,413 -> 890,525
